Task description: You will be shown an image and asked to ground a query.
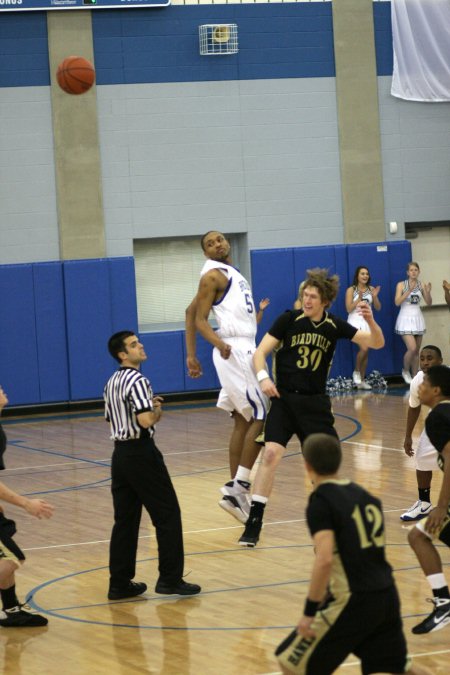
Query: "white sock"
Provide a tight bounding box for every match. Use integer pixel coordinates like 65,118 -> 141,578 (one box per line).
427,573 -> 448,591
234,466 -> 251,483
252,494 -> 268,505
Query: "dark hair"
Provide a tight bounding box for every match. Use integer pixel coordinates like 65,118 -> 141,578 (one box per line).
421,345 -> 443,360
201,230 -> 224,251
352,266 -> 371,288
426,365 -> 450,397
302,433 -> 342,475
303,268 -> 339,307
108,331 -> 135,363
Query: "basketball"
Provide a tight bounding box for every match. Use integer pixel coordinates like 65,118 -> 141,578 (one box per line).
56,56 -> 95,95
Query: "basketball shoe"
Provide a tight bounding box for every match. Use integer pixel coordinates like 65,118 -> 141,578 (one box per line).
219,480 -> 250,524
400,500 -> 433,522
0,604 -> 48,627
238,516 -> 262,547
412,597 -> 450,634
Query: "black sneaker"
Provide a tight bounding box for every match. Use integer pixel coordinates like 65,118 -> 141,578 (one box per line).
108,581 -> 147,600
238,517 -> 262,547
155,580 -> 201,596
412,597 -> 450,634
0,604 -> 48,628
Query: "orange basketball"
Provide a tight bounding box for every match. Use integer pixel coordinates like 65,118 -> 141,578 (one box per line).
56,56 -> 95,95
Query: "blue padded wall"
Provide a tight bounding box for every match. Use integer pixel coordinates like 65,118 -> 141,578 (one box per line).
140,331 -> 185,394
33,262 -> 70,403
64,260 -> 114,401
64,258 -> 139,401
182,333 -> 220,393
108,257 -> 139,333
251,248 -> 297,340
0,264 -> 40,405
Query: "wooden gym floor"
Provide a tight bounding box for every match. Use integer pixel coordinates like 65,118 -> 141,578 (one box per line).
0,387 -> 449,674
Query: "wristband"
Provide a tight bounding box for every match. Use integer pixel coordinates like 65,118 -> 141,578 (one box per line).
303,599 -> 320,617
256,369 -> 270,383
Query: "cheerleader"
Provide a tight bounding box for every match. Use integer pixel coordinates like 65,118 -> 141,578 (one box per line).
346,266 -> 381,389
395,262 -> 432,384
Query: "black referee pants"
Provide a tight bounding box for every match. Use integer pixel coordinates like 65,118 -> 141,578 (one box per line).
109,436 -> 184,588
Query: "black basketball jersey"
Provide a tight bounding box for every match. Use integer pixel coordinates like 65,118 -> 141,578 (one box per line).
0,423 -> 6,470
425,401 -> 450,471
268,310 -> 357,394
306,480 -> 394,596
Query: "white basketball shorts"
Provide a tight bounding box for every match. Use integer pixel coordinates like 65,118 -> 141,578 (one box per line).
213,338 -> 268,422
415,429 -> 439,471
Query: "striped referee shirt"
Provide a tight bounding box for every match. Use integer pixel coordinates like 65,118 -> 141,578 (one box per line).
104,367 -> 154,441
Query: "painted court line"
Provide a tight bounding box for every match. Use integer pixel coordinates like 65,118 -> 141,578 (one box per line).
344,439 -> 406,454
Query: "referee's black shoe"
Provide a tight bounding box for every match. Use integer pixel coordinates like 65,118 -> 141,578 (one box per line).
238,516 -> 262,547
108,581 -> 147,600
155,580 -> 201,596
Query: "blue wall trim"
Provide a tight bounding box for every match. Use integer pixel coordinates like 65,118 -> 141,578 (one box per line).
0,12 -> 49,87
0,4 -> 394,88
94,5 -> 335,85
373,1 -> 393,76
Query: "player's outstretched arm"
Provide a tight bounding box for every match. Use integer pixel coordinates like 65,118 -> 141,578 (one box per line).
256,297 -> 270,324
296,529 -> 334,639
253,333 -> 280,398
352,303 -> 384,350
185,297 -> 203,378
0,482 -> 54,519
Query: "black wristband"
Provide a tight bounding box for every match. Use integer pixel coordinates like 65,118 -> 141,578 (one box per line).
303,599 -> 320,617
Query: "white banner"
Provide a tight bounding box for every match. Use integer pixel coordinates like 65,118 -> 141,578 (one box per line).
391,0 -> 450,102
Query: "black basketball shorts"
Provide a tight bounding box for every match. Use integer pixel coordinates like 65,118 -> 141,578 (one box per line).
264,392 -> 337,447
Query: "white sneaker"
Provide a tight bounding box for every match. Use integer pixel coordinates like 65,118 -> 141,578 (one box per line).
220,480 -> 250,498
352,371 -> 362,385
402,370 -> 412,385
357,381 -> 372,390
219,495 -> 249,524
400,500 -> 433,522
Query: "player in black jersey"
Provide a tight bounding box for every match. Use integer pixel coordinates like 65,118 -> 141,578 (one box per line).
239,268 -> 384,546
275,433 -> 427,675
408,365 -> 450,634
0,386 -> 54,628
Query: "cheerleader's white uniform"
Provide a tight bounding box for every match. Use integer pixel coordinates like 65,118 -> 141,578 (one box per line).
395,280 -> 426,336
347,287 -> 373,332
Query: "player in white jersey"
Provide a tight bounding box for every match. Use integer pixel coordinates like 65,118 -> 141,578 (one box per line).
185,231 -> 269,523
401,346 -> 443,522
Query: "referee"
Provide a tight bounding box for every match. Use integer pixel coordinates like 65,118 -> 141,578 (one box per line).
104,331 -> 201,599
